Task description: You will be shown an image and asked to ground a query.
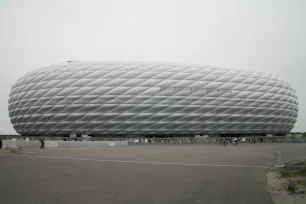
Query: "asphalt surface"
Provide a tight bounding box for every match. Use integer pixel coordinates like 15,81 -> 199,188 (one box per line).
1,143 -> 306,204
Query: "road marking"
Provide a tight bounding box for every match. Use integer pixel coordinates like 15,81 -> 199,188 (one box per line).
16,154 -> 270,169
51,147 -> 127,150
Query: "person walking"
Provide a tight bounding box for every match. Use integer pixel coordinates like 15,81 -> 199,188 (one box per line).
232,138 -> 236,146
40,139 -> 45,149
236,138 -> 240,146
0,139 -> 2,149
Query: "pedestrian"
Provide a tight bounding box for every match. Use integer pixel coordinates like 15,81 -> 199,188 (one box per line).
232,138 -> 237,146
40,139 -> 45,149
0,139 -> 2,149
236,138 -> 240,146
220,138 -> 223,146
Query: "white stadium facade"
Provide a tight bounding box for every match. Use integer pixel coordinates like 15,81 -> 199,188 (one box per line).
8,61 -> 298,137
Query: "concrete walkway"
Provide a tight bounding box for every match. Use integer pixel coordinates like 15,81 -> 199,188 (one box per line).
1,144 -> 306,204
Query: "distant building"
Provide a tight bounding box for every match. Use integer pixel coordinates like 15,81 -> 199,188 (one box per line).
8,61 -> 298,137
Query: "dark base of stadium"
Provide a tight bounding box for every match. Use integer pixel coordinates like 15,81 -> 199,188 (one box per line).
2,133 -> 287,138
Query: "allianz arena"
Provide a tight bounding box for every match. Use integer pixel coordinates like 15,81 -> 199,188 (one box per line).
8,61 -> 298,137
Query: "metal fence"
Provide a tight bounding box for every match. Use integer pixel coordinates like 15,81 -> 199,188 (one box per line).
1,136 -> 305,145
125,136 -> 306,145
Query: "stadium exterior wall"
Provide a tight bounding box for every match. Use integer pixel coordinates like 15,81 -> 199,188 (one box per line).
8,61 -> 298,136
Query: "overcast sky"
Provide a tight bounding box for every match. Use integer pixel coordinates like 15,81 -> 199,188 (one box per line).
1,0 -> 305,134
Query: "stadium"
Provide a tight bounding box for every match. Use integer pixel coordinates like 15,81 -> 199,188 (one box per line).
8,61 -> 298,137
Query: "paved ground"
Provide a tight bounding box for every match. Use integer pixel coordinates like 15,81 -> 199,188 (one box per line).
1,143 -> 306,204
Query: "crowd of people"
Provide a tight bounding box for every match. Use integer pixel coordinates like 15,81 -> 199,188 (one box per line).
219,137 -> 264,147
219,138 -> 240,146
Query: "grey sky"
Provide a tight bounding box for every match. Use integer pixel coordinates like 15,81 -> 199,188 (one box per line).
1,0 -> 305,134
